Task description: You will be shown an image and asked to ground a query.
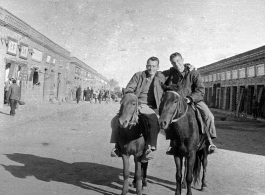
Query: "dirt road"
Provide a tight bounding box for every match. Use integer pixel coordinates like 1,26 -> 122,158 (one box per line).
0,102 -> 264,195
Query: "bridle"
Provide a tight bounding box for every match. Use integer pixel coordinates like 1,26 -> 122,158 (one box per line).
165,91 -> 189,123
119,93 -> 139,127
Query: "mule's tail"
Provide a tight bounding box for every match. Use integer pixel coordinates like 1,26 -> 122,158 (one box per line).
193,150 -> 202,186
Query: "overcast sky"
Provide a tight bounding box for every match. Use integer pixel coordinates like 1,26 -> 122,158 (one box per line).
1,0 -> 265,87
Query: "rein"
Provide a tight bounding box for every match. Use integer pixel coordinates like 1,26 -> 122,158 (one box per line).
166,91 -> 189,123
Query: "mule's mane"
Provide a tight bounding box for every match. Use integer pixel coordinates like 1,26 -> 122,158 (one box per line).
164,84 -> 184,97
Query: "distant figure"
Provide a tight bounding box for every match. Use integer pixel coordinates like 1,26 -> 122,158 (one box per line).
7,79 -> 20,116
98,90 -> 103,104
83,89 -> 87,101
90,87 -> 94,103
86,87 -> 90,101
94,90 -> 99,103
76,85 -> 82,104
4,78 -> 12,105
252,95 -> 258,119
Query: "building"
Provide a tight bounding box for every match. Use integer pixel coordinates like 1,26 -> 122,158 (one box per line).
0,7 -> 108,108
198,45 -> 265,118
70,57 -> 109,91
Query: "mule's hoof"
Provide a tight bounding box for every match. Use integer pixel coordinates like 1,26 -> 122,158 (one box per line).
142,178 -> 148,187
129,181 -> 136,188
166,147 -> 174,155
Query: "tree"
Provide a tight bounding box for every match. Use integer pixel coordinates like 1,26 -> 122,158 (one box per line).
108,79 -> 119,88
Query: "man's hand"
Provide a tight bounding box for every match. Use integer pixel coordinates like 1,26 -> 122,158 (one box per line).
185,97 -> 192,104
185,63 -> 196,71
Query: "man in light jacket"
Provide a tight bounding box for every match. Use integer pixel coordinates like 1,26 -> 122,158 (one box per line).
7,79 -> 20,116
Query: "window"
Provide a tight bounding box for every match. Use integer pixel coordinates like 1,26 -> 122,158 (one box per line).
205,76 -> 208,82
226,71 -> 231,80
239,68 -> 245,78
213,74 -> 216,81
247,66 -> 255,77
256,64 -> 264,76
232,70 -> 238,79
217,73 -> 220,80
208,74 -> 212,82
33,69 -> 39,85
221,72 -> 225,80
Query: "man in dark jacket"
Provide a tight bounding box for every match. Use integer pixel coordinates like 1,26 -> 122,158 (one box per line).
163,52 -> 217,154
76,85 -> 82,104
110,56 -> 165,161
7,79 -> 20,116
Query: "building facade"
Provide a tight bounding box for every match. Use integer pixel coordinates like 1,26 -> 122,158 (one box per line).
198,45 -> 265,118
0,7 -> 108,108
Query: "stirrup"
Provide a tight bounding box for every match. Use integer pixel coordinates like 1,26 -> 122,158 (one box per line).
208,144 -> 217,154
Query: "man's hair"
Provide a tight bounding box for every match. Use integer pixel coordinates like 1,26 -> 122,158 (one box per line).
147,56 -> 159,65
12,79 -> 16,83
169,52 -> 182,62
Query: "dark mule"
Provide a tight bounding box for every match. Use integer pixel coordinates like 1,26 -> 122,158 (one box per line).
159,84 -> 209,195
118,93 -> 149,195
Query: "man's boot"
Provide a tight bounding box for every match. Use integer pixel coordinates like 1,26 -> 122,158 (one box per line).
110,143 -> 121,157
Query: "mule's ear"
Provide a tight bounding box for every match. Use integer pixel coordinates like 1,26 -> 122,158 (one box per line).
161,82 -> 167,91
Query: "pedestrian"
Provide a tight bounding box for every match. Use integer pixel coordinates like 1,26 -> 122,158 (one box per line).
86,87 -> 90,101
163,52 -> 217,154
110,56 -> 165,162
98,89 -> 103,104
76,85 -> 82,104
252,95 -> 258,119
94,90 -> 99,103
4,78 -> 12,105
90,87 -> 94,103
7,79 -> 20,116
83,89 -> 87,101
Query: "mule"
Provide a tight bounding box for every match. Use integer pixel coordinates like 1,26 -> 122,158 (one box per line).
159,84 -> 209,195
118,93 -> 149,195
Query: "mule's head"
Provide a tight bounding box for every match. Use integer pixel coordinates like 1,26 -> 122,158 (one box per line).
159,84 -> 185,129
118,93 -> 138,128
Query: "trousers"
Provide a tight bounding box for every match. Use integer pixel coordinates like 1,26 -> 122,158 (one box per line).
110,104 -> 160,149
196,101 -> 217,138
10,99 -> 18,116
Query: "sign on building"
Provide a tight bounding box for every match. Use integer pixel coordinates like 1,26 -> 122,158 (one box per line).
32,48 -> 43,62
18,65 -> 28,81
19,43 -> 28,59
6,37 -> 18,56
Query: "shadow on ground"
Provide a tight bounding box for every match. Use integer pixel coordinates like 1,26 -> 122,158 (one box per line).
2,153 -> 176,194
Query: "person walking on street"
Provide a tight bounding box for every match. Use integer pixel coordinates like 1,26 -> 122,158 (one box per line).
76,85 -> 82,104
83,89 -> 87,101
4,78 -> 12,105
7,79 -> 20,116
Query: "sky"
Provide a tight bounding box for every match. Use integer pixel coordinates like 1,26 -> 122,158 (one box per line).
1,0 -> 265,87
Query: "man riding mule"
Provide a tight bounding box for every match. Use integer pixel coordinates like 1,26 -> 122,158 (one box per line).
110,56 -> 165,161
162,52 -> 217,154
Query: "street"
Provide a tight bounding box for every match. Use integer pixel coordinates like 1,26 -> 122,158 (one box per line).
0,101 -> 265,195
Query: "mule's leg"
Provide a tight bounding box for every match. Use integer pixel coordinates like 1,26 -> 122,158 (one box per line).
181,158 -> 187,189
121,155 -> 130,195
201,148 -> 208,191
134,156 -> 143,195
174,156 -> 183,195
141,162 -> 148,188
186,152 -> 196,195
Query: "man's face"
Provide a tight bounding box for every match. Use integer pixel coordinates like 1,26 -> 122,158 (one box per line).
171,55 -> 184,72
146,60 -> 159,76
